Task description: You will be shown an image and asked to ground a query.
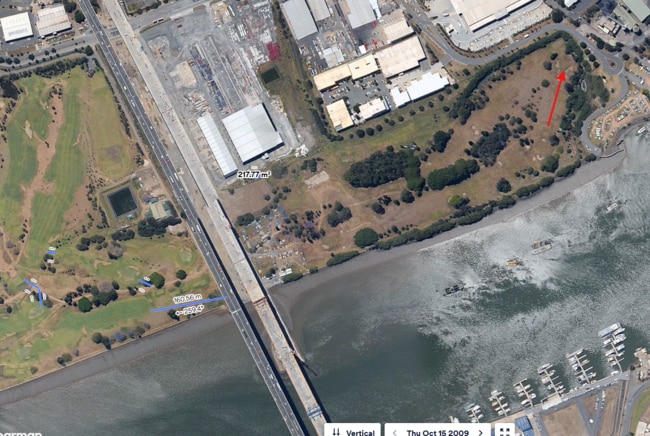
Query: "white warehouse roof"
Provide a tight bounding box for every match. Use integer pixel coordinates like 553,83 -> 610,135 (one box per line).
306,0 -> 330,21
36,5 -> 71,37
222,104 -> 283,164
407,72 -> 450,101
1,12 -> 33,42
358,98 -> 389,121
345,0 -> 376,28
281,0 -> 317,40
197,114 -> 239,177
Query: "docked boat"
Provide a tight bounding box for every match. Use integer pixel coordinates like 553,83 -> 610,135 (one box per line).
603,338 -> 613,346
538,363 -> 552,374
606,348 -> 618,357
505,259 -> 520,267
531,240 -> 552,255
616,344 -> 625,352
637,126 -> 647,135
613,334 -> 626,345
613,327 -> 626,336
606,202 -> 618,213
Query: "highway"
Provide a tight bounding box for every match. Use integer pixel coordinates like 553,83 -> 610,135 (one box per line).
77,1 -> 306,434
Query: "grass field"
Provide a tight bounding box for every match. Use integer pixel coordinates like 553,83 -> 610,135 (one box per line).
631,388 -> 650,431
26,70 -> 86,267
0,67 -> 214,388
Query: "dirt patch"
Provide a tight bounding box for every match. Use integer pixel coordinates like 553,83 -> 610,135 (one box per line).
105,144 -> 123,163
23,120 -> 33,139
62,179 -> 92,231
304,171 -> 330,189
543,403 -> 588,435
598,386 -> 619,436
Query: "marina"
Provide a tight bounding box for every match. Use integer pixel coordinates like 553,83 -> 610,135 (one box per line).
513,379 -> 536,408
538,363 -> 565,399
566,348 -> 595,386
488,389 -> 510,417
601,323 -> 626,373
463,403 -> 483,423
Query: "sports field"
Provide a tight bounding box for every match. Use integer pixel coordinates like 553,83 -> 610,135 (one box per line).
0,66 -> 215,389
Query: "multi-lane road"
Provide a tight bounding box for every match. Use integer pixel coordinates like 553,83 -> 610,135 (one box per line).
77,1 -> 306,434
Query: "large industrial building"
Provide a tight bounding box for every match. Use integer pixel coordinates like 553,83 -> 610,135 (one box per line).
345,0 -> 376,28
222,104 -> 283,164
281,0 -> 317,41
622,0 -> 650,23
314,53 -> 379,90
380,10 -> 414,43
449,0 -> 534,31
306,0 -> 330,21
374,36 -> 426,78
36,5 -> 71,38
390,72 -> 450,107
1,12 -> 33,43
197,114 -> 238,177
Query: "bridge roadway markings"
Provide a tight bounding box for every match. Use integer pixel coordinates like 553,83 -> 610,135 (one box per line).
85,0 -> 328,433
78,2 -> 308,434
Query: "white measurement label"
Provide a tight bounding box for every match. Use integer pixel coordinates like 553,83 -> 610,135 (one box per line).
236,170 -> 271,179
173,293 -> 203,304
175,304 -> 204,316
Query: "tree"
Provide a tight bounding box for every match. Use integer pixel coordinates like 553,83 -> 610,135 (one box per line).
91,332 -> 103,344
622,53 -> 630,61
6,305 -> 12,314
149,272 -> 165,289
549,134 -> 560,146
448,195 -> 469,209
57,356 -> 66,366
28,53 -> 34,60
111,280 -> 120,290
62,353 -> 72,362
236,212 -> 255,226
354,228 -> 379,248
496,178 -> 512,193
78,297 -> 92,313
400,189 -> 415,203
541,79 -> 550,88
84,45 -> 94,56
167,309 -> 180,321
370,202 -> 385,215
551,9 -> 564,23
431,130 -> 452,152
543,61 -> 552,71
176,269 -> 187,280
74,10 -> 85,23
541,155 -> 559,173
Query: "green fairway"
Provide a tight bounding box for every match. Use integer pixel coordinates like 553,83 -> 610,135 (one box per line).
27,70 -> 85,266
57,298 -> 152,332
86,71 -> 134,180
0,76 -> 52,239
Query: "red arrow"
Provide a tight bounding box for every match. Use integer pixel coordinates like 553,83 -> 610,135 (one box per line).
547,71 -> 567,127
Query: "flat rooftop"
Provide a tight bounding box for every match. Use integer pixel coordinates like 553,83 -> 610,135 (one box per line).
313,54 -> 378,90
36,5 -> 71,37
280,0 -> 317,40
325,100 -> 354,131
358,97 -> 388,120
450,0 -> 535,31
374,36 -> 426,78
222,104 -> 283,164
1,12 -> 33,42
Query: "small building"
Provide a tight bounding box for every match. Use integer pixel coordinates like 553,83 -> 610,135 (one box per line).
313,54 -> 378,90
390,86 -> 410,107
1,12 -> 33,43
280,0 -> 317,40
358,97 -> 389,121
325,99 -> 354,131
374,36 -> 426,78
36,5 -> 71,38
564,0 -> 579,8
150,201 -> 173,220
222,104 -> 283,164
407,72 -> 450,101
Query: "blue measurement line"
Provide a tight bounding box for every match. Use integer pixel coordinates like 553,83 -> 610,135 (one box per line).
47,251 -> 57,255
24,279 -> 43,308
138,279 -> 153,287
150,296 -> 227,313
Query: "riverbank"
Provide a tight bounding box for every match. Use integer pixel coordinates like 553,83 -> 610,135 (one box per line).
0,310 -> 233,405
272,145 -> 627,318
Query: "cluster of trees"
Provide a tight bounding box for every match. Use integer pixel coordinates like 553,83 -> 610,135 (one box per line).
76,234 -> 106,251
449,32 -> 566,124
137,216 -> 181,237
300,158 -> 320,172
541,155 -> 560,173
496,178 -> 512,193
236,212 -> 255,227
466,123 -> 511,166
326,251 -> 360,267
56,352 -> 74,366
376,220 -> 456,250
327,202 -> 352,227
282,271 -> 303,283
343,146 -> 409,188
427,159 -> 480,191
111,228 -> 135,241
404,151 -> 425,193
557,159 -> 581,177
354,228 -> 379,248
149,272 -> 165,289
91,332 -> 112,350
